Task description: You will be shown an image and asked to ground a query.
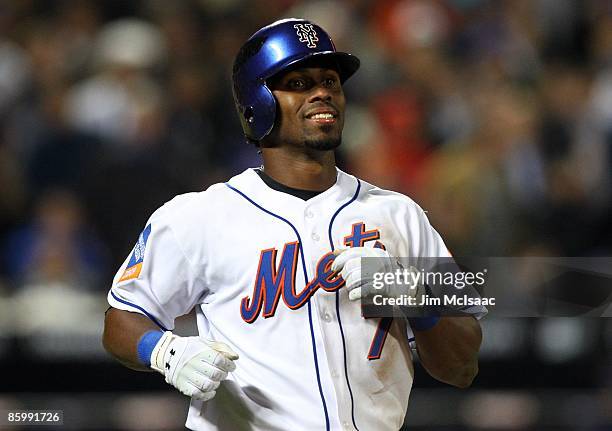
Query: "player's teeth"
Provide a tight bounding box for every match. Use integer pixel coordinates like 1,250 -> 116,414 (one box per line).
310,113 -> 334,119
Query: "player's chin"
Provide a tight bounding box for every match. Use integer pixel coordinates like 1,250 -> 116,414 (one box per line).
304,135 -> 342,151
304,126 -> 342,151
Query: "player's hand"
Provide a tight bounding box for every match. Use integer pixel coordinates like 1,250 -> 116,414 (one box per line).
331,247 -> 420,302
150,332 -> 238,401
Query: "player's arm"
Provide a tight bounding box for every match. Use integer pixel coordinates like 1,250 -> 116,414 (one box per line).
332,247 -> 483,388
411,316 -> 481,388
103,306 -> 238,400
407,208 -> 483,387
103,307 -> 160,371
105,219 -> 237,401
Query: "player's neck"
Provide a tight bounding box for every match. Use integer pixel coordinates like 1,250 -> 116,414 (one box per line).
261,148 -> 337,191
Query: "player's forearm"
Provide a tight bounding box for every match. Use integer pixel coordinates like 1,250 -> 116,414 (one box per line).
102,307 -> 160,372
413,316 -> 482,388
104,307 -> 238,401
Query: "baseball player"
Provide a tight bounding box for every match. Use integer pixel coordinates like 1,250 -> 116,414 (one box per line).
103,19 -> 483,431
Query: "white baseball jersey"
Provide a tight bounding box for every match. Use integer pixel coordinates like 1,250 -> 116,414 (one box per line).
108,167 -> 453,431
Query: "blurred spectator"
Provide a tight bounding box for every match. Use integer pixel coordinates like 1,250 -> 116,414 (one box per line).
3,188 -> 109,290
419,83 -> 540,255
64,18 -> 166,150
24,85 -> 102,196
348,87 -> 434,193
162,64 -> 225,188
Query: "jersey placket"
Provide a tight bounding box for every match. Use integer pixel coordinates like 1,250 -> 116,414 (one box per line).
303,200 -> 357,431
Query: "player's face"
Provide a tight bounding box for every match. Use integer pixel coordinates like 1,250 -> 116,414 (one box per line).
268,66 -> 345,151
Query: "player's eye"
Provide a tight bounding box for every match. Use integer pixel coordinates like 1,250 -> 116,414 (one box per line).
287,78 -> 307,90
323,77 -> 338,88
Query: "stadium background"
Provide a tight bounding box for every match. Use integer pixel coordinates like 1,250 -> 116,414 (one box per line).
0,0 -> 610,429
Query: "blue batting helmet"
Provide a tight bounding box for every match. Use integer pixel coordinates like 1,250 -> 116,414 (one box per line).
232,18 -> 360,142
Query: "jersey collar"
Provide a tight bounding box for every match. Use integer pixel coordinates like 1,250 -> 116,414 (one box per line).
227,167 -> 359,218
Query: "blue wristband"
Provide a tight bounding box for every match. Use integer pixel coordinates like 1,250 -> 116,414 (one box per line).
137,330 -> 164,366
408,316 -> 440,332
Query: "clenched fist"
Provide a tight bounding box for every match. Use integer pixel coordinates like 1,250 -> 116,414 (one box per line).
151,332 -> 238,401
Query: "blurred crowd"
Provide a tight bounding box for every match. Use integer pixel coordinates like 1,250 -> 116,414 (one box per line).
0,0 -> 611,315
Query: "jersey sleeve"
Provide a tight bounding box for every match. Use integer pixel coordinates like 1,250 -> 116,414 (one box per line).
107,213 -> 204,331
413,207 -> 452,260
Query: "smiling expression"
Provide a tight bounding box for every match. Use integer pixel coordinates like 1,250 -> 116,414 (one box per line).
265,65 -> 346,151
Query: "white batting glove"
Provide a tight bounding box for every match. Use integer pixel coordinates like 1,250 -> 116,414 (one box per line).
331,247 -> 420,302
150,332 -> 238,401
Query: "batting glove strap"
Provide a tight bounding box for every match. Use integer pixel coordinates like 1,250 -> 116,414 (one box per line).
150,331 -> 175,374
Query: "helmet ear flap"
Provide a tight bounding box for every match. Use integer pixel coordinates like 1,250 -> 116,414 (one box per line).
241,84 -> 276,141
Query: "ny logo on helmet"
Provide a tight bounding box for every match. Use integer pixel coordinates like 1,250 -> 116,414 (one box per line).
294,23 -> 319,48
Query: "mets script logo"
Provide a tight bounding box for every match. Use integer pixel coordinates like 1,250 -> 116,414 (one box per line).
240,244 -> 342,323
294,23 -> 319,48
241,222 -> 385,323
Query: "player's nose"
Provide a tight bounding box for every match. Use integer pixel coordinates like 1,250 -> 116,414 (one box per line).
307,83 -> 334,103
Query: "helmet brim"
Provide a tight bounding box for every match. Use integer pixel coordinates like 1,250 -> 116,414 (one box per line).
265,51 -> 360,84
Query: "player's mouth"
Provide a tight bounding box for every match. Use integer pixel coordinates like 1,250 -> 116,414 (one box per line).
304,110 -> 338,124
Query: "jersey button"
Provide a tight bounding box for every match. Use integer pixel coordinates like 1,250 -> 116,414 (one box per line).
343,421 -> 351,429
322,312 -> 332,322
311,232 -> 320,241
305,211 -> 314,219
331,370 -> 339,378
